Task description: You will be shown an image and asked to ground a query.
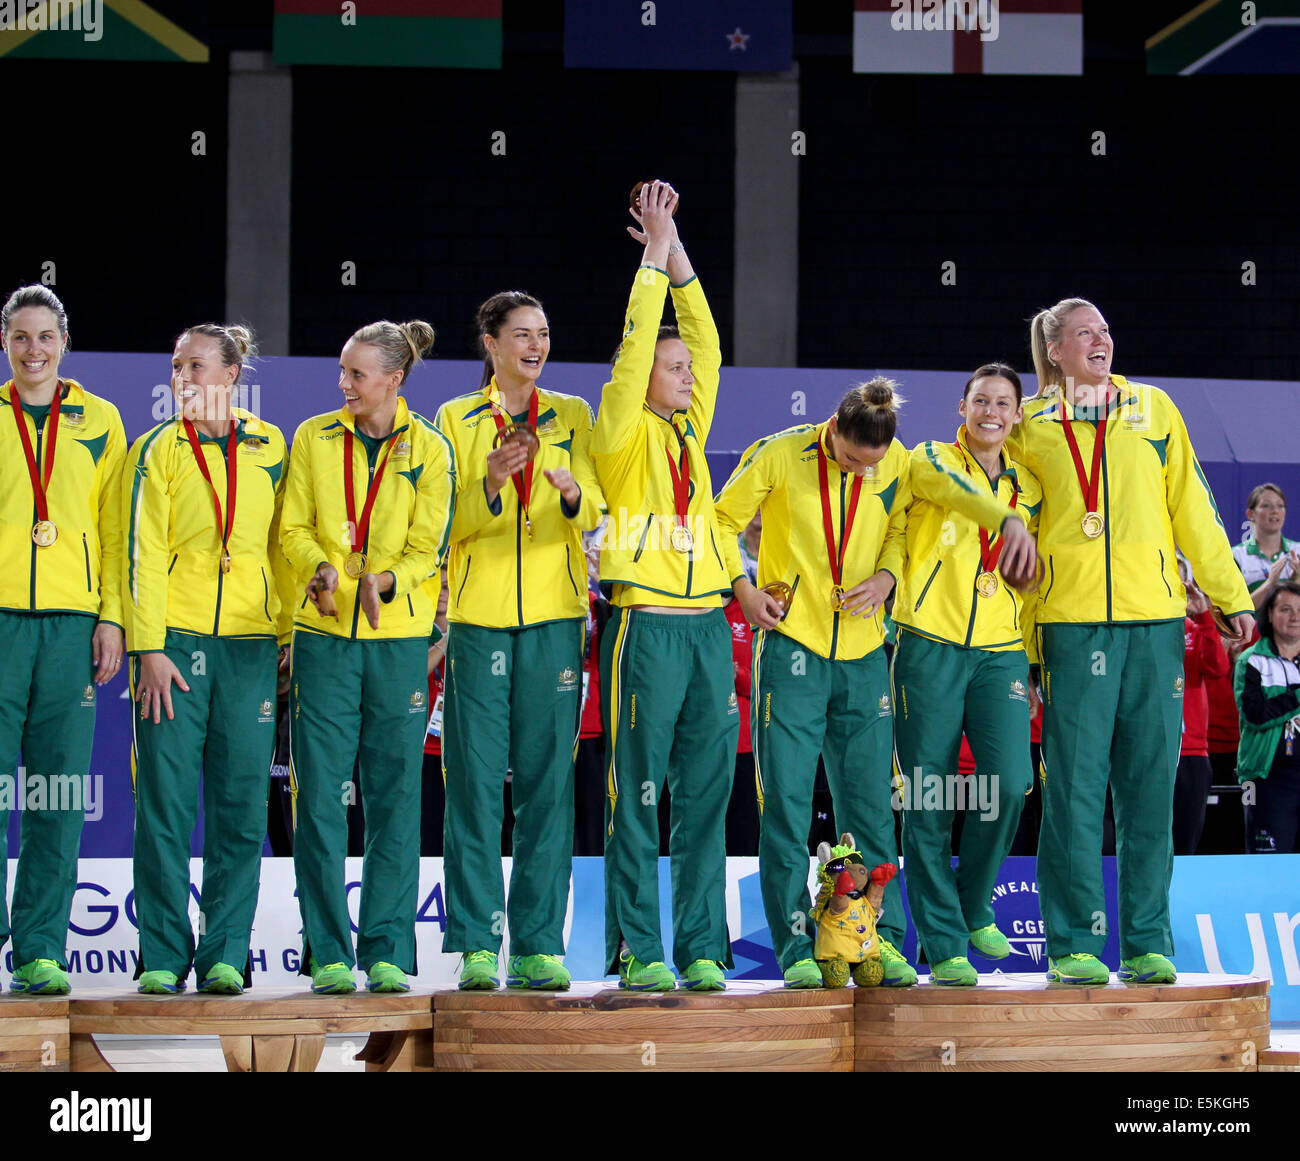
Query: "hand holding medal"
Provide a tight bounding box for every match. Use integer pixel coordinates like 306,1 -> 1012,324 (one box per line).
735,577 -> 788,630
306,562 -> 339,619
838,571 -> 894,617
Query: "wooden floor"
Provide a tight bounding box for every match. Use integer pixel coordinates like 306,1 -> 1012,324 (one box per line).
1,974 -> 1289,1072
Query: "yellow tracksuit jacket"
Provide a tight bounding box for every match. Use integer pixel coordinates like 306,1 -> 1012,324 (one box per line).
591,269 -> 731,607
713,422 -> 911,661
434,380 -> 605,628
894,427 -> 1042,652
122,409 -> 295,652
280,397 -> 456,640
0,378 -> 125,625
1007,376 -> 1252,624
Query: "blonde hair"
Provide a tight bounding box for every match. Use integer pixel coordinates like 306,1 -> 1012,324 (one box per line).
1028,297 -> 1097,398
350,320 -> 435,385
175,323 -> 256,383
836,377 -> 905,446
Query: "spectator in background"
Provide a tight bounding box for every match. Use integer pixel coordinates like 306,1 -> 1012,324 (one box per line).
1234,484 -> 1298,611
1175,558 -> 1229,855
1234,580 -> 1300,854
737,510 -> 761,585
574,531 -> 608,856
420,571 -> 450,854
723,595 -> 758,856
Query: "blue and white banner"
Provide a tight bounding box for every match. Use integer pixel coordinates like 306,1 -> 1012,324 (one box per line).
4,855 -> 1296,1019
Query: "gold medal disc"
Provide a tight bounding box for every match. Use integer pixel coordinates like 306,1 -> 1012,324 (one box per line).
670,523 -> 694,553
976,570 -> 999,598
32,520 -> 58,548
492,423 -> 541,461
760,581 -> 793,616
1080,512 -> 1105,539
831,585 -> 846,611
344,551 -> 368,579
220,552 -> 232,574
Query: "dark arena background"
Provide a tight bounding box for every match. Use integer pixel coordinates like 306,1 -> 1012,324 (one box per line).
1,0 -> 1298,1113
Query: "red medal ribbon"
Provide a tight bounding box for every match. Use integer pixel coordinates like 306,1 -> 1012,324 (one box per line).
183,419 -> 238,559
1059,394 -> 1110,516
663,419 -> 691,531
817,434 -> 864,591
489,389 -> 539,524
963,453 -> 1019,573
344,426 -> 400,555
12,381 -> 63,524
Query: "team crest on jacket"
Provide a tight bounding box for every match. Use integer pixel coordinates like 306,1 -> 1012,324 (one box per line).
65,412 -> 85,428
81,684 -> 96,706
1009,679 -> 1027,703
877,693 -> 892,718
393,441 -> 412,458
258,698 -> 275,723
409,689 -> 426,713
557,667 -> 579,692
727,690 -> 739,714
1173,675 -> 1185,699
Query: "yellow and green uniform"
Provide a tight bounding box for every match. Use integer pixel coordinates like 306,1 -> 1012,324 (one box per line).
713,422 -> 910,971
892,427 -> 1042,965
433,380 -> 605,957
0,378 -> 126,970
592,267 -> 735,975
280,397 -> 456,975
123,408 -> 292,985
1008,377 -> 1252,960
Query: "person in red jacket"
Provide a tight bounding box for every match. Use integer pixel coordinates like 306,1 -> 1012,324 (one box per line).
1175,560 -> 1230,854
575,538 -> 607,856
724,597 -> 757,856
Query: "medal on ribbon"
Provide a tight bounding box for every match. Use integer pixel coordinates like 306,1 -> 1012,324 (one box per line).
963,453 -> 1018,599
343,424 -> 401,580
13,382 -> 63,548
665,421 -> 693,554
1060,395 -> 1110,539
489,388 -> 540,538
818,433 -> 864,613
183,418 -> 238,574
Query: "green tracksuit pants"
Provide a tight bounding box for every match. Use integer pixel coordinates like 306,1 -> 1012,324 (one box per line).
0,613 -> 97,968
130,631 -> 276,982
754,630 -> 902,972
1038,621 -> 1184,959
290,630 -> 428,974
602,608 -> 736,975
892,630 -> 1032,964
441,618 -> 584,956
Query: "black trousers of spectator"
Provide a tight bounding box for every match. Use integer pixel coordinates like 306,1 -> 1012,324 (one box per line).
1245,766 -> 1300,853
1173,754 -> 1213,855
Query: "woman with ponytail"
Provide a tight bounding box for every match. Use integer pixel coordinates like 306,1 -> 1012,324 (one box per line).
1010,299 -> 1253,985
281,320 -> 456,994
433,292 -> 605,991
124,324 -> 293,994
715,378 -> 920,989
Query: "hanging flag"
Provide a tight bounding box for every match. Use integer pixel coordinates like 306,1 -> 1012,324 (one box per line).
853,1 -> 1083,75
0,1 -> 208,62
273,0 -> 502,69
1147,0 -> 1300,75
564,0 -> 792,72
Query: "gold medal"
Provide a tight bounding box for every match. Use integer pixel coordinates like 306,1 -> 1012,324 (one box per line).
670,523 -> 694,553
344,551 -> 368,579
976,570 -> 999,598
220,552 -> 232,574
32,520 -> 58,548
1081,512 -> 1105,539
831,585 -> 846,611
760,581 -> 794,617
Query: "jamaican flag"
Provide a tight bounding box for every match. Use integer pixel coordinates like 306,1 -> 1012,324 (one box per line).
0,0 -> 207,61
1148,0 -> 1300,74
273,1 -> 502,69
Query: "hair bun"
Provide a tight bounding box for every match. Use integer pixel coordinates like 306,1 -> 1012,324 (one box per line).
401,320 -> 436,360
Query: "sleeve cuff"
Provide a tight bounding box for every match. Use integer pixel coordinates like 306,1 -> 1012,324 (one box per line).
484,478 -> 502,516
379,571 -> 398,603
561,488 -> 581,519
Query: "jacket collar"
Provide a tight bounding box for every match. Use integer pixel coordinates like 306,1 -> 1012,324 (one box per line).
334,394 -> 411,437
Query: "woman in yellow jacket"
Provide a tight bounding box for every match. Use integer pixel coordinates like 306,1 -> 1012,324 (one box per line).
1012,298 -> 1254,985
124,323 -> 293,995
718,380 -> 936,989
281,320 -> 455,995
892,364 -> 1042,986
434,291 -> 605,991
592,181 -> 736,992
1,285 -> 126,996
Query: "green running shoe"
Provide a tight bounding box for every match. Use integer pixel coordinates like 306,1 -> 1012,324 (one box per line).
310,960 -> 357,995
458,950 -> 500,991
930,955 -> 978,986
618,949 -> 675,992
681,960 -> 725,992
138,969 -> 183,995
507,954 -> 572,990
366,962 -> 411,993
198,962 -> 245,995
969,923 -> 1011,960
783,958 -> 823,989
1046,953 -> 1109,985
878,939 -> 918,987
1119,953 -> 1177,984
10,958 -> 70,995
